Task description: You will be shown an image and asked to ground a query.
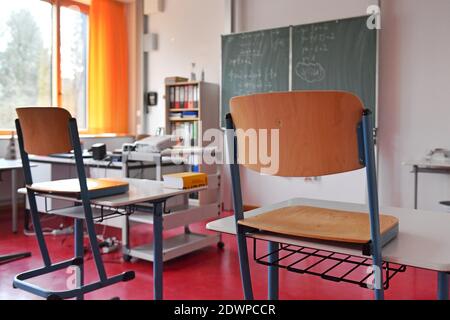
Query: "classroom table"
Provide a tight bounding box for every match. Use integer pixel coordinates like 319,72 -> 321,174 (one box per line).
20,178 -> 206,300
0,159 -> 28,233
403,159 -> 450,209
0,159 -> 32,265
207,197 -> 450,300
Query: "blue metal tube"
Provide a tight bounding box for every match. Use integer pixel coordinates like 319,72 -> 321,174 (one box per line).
362,110 -> 384,300
69,119 -> 108,282
226,114 -> 254,300
15,119 -> 52,267
268,241 -> 279,300
438,272 -> 449,300
153,202 -> 164,300
74,218 -> 84,300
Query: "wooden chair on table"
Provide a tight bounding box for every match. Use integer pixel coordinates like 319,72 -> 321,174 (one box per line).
226,91 -> 398,300
14,107 -> 135,300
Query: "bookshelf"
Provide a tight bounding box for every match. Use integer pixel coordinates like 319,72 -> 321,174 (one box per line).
165,81 -> 219,149
164,80 -> 220,206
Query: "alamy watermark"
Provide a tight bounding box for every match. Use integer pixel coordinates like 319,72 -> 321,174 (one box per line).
167,123 -> 281,175
367,5 -> 381,30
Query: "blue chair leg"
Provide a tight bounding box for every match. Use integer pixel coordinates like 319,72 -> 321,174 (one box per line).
362,110 -> 385,300
268,241 -> 279,300
226,114 -> 254,300
236,228 -> 254,300
74,218 -> 84,300
153,202 -> 164,300
438,272 -> 449,300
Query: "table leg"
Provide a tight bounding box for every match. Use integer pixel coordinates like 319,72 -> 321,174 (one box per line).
413,165 -> 418,210
11,169 -> 17,233
74,219 -> 84,300
153,202 -> 164,300
438,272 -> 449,300
268,241 -> 279,300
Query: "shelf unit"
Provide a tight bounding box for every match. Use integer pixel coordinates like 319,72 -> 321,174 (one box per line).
165,81 -> 219,149
121,148 -> 223,263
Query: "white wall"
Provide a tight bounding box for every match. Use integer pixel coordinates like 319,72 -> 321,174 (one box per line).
146,0 -> 450,211
378,0 -> 450,211
146,0 -> 226,134
235,0 -> 376,32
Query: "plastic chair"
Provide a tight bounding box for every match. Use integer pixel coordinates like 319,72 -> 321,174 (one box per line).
14,107 -> 135,300
225,91 -> 389,300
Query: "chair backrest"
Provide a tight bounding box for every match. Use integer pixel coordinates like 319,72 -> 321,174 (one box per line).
16,107 -> 73,156
229,91 -> 365,177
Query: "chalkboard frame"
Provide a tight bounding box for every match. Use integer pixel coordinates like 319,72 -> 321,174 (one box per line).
220,15 -> 379,130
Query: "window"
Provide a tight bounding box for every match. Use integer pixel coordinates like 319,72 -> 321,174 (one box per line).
60,5 -> 89,129
0,0 -> 52,131
0,0 -> 88,132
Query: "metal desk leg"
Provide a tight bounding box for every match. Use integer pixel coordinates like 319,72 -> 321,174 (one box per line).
11,169 -> 18,233
438,272 -> 448,300
74,219 -> 84,300
413,165 -> 418,210
153,202 -> 164,300
268,241 -> 279,300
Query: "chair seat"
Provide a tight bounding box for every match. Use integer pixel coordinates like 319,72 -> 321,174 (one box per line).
238,206 -> 399,244
27,178 -> 129,199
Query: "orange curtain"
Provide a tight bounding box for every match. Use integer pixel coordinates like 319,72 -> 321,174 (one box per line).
89,0 -> 129,134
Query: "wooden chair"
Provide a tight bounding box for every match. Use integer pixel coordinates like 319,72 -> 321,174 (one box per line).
14,107 -> 135,300
226,91 -> 397,300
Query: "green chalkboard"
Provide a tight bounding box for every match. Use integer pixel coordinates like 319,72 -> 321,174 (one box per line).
221,27 -> 290,127
221,16 -> 377,127
292,16 -> 377,114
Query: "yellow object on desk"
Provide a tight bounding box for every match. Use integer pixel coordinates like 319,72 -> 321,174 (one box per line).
163,172 -> 208,189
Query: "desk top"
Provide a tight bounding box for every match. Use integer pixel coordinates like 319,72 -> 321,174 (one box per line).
207,198 -> 450,272
403,159 -> 450,169
28,155 -> 181,168
0,159 -> 25,171
19,178 -> 206,207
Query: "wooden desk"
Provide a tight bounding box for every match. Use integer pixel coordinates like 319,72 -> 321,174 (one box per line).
24,154 -> 185,230
207,197 -> 450,299
21,178 -> 206,300
403,159 -> 450,209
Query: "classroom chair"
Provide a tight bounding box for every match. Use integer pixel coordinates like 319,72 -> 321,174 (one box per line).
14,107 -> 135,300
226,91 -> 390,300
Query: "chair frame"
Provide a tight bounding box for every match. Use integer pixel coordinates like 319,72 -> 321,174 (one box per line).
225,100 -> 384,300
14,112 -> 134,300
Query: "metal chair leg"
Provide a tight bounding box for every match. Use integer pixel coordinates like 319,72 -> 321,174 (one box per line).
438,272 -> 449,300
236,228 -> 254,300
362,110 -> 385,300
74,219 -> 84,300
153,202 -> 164,300
268,241 -> 279,300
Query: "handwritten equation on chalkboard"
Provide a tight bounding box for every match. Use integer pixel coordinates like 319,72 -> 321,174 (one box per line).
224,28 -> 289,95
294,23 -> 336,83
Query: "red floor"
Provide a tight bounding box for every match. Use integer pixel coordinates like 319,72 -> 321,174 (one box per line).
0,209 -> 442,300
